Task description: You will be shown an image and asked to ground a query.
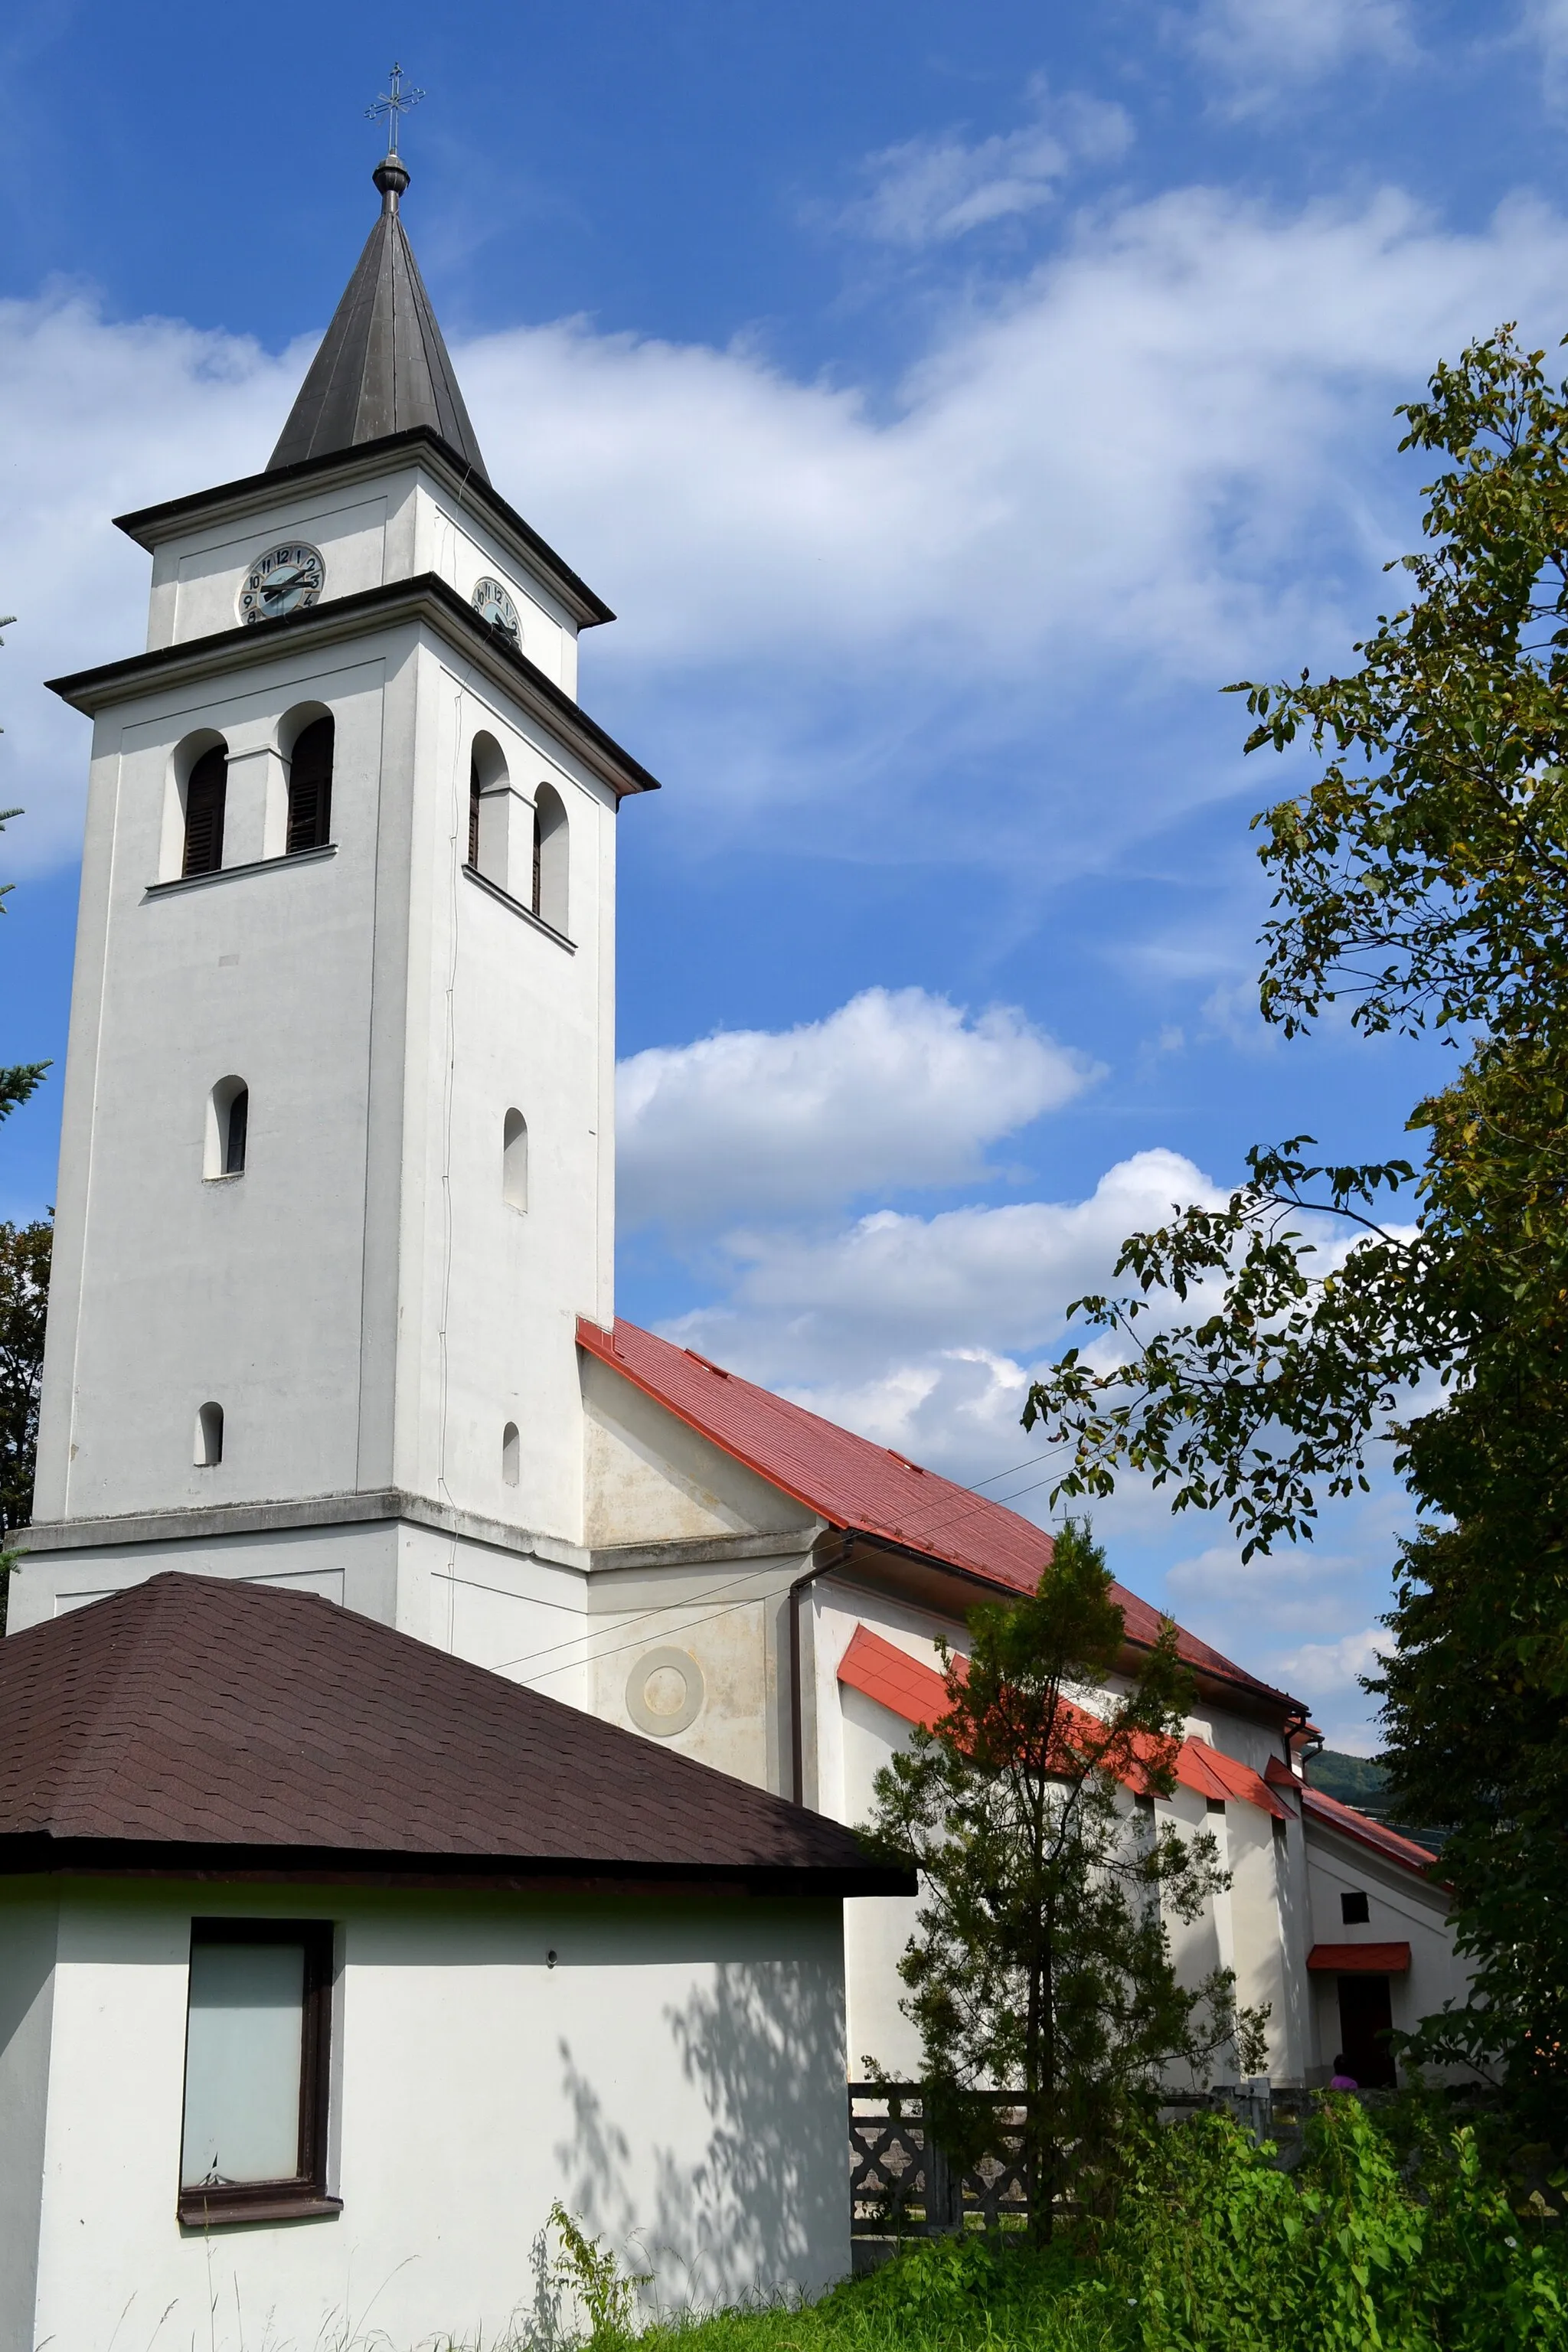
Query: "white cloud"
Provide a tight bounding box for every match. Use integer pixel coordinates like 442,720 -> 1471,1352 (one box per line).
617,986 -> 1096,1229
0,296 -> 300,871
469,188 -> 1568,687
1524,0 -> 1568,100
1198,978 -> 1279,1054
840,83 -> 1132,247
664,1145 -> 1222,1387
1180,0 -> 1413,104
8,188 -> 1568,877
1273,1625 -> 1388,1692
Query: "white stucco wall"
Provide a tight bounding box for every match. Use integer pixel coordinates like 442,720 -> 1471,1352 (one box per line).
1304,1821 -> 1471,2081
9,1877 -> 850,2352
0,1895 -> 57,2352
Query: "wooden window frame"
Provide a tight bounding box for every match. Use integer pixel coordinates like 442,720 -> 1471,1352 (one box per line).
285,717 -> 335,857
181,747 -> 227,878
177,1917 -> 341,2230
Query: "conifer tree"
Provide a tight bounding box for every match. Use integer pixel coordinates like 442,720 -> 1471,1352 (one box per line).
858,1522 -> 1266,2239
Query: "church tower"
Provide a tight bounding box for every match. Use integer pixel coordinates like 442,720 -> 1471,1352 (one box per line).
12,142 -> 657,1653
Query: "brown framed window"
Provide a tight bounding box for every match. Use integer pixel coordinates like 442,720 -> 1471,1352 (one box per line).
177,1919 -> 340,2228
182,746 -> 227,877
286,717 -> 334,854
469,756 -> 482,870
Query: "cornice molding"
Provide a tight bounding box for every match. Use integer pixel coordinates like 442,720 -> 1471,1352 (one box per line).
45,573 -> 660,800
113,425 -> 614,630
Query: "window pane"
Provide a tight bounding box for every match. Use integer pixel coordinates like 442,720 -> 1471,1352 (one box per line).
180,1941 -> 305,2187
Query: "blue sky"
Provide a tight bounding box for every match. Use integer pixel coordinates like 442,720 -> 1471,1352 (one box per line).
5,0 -> 1567,1741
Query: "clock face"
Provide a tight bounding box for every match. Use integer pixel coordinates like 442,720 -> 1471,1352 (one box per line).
239,543 -> 325,626
472,577 -> 521,642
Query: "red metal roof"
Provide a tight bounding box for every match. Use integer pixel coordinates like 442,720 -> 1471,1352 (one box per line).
838,1625 -> 953,1730
581,1318 -> 1302,1716
835,1623 -> 1285,1818
1300,1782 -> 1436,1877
1308,1942 -> 1412,1975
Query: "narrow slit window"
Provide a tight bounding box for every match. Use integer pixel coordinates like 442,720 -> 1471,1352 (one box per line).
286,717 -> 334,854
205,1079 -> 249,1181
183,746 -> 227,877
468,756 -> 482,871
502,1423 -> 520,1487
194,1402 -> 224,1467
178,1919 -> 338,2227
502,1109 -> 528,1211
224,1086 -> 249,1175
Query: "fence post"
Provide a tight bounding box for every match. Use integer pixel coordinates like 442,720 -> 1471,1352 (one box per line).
923,2125 -> 962,2235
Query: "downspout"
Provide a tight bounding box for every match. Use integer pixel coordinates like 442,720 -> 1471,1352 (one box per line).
789,1534 -> 854,1807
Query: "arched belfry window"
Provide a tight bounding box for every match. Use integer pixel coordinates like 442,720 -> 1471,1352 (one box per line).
469,733 -> 509,887
183,746 -> 227,877
501,1423 -> 521,1488
286,716 -> 333,854
194,1402 -> 224,1468
534,784 -> 568,933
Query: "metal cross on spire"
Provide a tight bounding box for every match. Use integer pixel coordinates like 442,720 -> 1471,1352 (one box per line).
366,61 -> 424,156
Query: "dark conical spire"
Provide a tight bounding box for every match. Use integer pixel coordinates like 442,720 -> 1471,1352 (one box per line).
269,154 -> 488,481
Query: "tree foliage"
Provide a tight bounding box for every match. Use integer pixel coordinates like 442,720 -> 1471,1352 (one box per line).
0,804 -> 47,1123
858,1523 -> 1266,2239
1021,328 -> 1568,2129
0,1217 -> 50,1635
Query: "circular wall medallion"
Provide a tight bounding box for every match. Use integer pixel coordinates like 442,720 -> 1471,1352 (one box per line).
626,1646 -> 704,1738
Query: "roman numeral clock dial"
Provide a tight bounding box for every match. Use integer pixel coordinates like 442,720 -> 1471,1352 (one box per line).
239,543 -> 326,625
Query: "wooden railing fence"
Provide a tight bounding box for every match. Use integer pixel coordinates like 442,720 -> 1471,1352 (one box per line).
848,2078 -> 1285,2239
848,2082 -> 1027,2238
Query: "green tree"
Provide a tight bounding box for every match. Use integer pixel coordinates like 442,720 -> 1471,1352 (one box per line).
858,1521 -> 1266,2240
1021,328 -> 1568,2132
0,1217 -> 50,1635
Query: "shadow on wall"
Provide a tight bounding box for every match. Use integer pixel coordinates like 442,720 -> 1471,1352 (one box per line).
554,1956 -> 847,2309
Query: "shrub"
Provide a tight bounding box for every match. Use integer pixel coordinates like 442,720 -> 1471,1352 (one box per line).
1106,2098 -> 1568,2352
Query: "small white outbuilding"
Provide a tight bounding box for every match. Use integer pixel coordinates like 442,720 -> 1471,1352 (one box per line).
0,1572 -> 910,2352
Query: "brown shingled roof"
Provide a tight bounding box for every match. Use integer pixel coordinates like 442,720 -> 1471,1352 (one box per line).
0,1573 -> 910,1895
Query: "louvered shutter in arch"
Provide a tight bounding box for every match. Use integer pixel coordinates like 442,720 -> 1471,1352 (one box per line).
468,757 -> 482,871
286,717 -> 334,854
182,748 -> 227,877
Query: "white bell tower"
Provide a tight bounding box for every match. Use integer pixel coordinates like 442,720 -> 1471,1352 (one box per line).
12,145 -> 658,1661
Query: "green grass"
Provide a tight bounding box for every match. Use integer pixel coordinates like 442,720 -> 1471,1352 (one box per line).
640,2237 -> 1116,2352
